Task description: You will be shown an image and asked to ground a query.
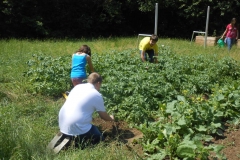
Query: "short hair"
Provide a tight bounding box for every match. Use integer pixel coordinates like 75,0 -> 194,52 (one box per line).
150,34 -> 158,42
87,72 -> 102,84
76,45 -> 91,56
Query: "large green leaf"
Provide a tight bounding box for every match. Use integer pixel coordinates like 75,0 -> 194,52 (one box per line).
196,125 -> 207,132
176,144 -> 196,158
166,101 -> 177,114
177,95 -> 186,103
177,117 -> 186,126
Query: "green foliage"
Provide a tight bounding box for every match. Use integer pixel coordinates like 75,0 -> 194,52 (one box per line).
3,38 -> 240,159
91,46 -> 239,159
24,53 -> 72,97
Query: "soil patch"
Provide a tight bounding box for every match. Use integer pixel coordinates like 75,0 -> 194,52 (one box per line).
211,125 -> 240,160
92,118 -> 144,157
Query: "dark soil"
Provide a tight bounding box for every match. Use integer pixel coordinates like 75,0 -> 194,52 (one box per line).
212,125 -> 240,160
92,118 -> 144,158
93,117 -> 240,160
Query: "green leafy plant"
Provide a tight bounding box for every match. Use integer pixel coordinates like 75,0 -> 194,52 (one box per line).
22,45 -> 240,159
24,53 -> 71,97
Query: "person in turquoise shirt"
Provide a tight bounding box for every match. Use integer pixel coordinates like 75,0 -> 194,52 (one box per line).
139,34 -> 158,63
71,45 -> 94,86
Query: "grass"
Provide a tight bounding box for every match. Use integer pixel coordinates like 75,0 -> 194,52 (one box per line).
0,37 -> 239,159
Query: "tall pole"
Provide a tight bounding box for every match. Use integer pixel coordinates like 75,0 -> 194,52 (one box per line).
154,3 -> 158,35
204,6 -> 210,48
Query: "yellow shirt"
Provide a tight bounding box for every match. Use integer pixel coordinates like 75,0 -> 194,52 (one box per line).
139,37 -> 158,54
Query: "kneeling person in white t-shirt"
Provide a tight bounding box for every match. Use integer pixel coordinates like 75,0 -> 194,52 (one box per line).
58,72 -> 114,149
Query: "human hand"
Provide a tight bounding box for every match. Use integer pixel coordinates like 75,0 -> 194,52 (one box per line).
110,115 -> 114,121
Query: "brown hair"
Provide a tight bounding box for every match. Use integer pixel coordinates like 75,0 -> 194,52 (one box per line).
87,72 -> 102,84
231,18 -> 237,27
76,45 -> 91,56
150,34 -> 158,42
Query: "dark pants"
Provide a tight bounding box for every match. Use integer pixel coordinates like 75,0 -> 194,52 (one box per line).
140,49 -> 154,63
59,125 -> 104,150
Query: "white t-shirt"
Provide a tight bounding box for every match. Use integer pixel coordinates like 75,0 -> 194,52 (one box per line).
59,83 -> 106,135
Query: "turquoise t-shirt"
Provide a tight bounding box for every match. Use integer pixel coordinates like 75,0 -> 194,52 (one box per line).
71,54 -> 87,78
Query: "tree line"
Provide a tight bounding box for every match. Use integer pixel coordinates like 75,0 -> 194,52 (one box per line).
1,0 -> 239,39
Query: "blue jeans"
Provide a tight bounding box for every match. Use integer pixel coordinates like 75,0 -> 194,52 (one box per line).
226,37 -> 236,51
140,49 -> 154,63
77,125 -> 104,146
62,125 -> 104,149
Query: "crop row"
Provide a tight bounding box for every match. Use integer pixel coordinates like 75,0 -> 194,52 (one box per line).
24,46 -> 240,159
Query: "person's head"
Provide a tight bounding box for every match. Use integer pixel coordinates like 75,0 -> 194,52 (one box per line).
87,72 -> 102,91
149,34 -> 158,46
231,18 -> 236,26
76,45 -> 91,56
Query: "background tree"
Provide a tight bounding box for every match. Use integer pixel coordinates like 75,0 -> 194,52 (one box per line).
0,0 -> 239,39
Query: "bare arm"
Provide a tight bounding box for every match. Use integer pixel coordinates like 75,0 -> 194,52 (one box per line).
221,29 -> 227,39
154,54 -> 158,63
86,55 -> 94,73
154,48 -> 158,63
98,111 -> 114,121
141,50 -> 146,62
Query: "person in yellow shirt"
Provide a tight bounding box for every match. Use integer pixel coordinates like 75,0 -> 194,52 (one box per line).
139,34 -> 158,63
